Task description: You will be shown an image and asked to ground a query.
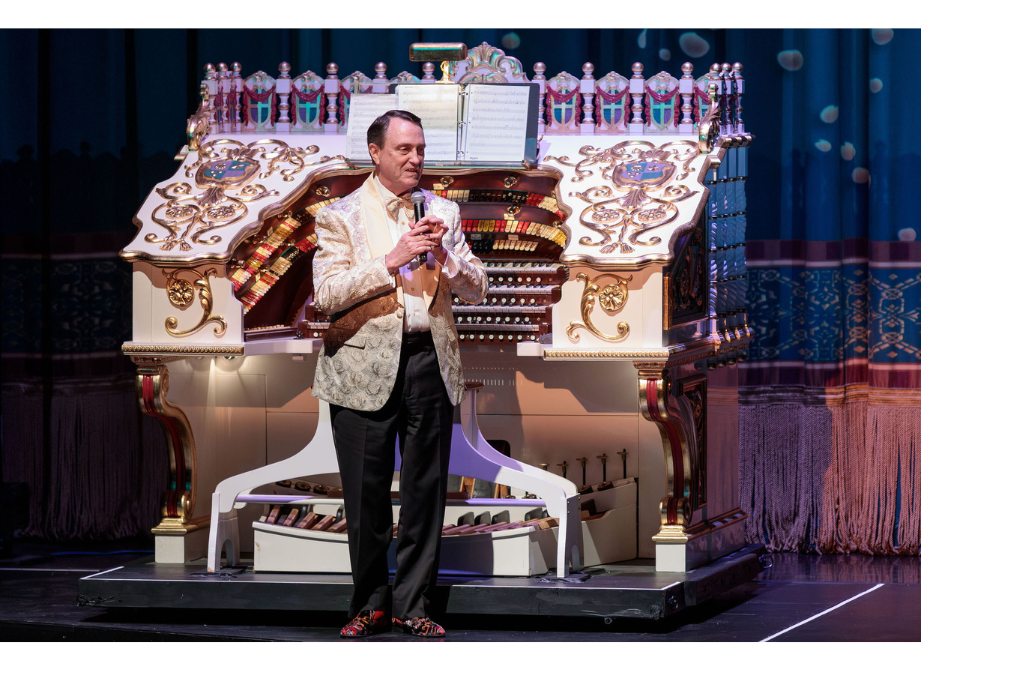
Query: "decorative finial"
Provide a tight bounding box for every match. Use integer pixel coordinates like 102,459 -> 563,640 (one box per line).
632,62 -> 643,77
682,62 -> 693,76
204,63 -> 215,78
326,62 -> 338,76
422,62 -> 434,76
534,62 -> 546,77
711,63 -> 720,74
375,62 -> 387,78
231,61 -> 241,73
582,62 -> 594,77
279,61 -> 291,78
732,62 -> 743,73
217,62 -> 228,74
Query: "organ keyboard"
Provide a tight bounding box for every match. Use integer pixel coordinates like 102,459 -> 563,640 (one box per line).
120,42 -> 753,576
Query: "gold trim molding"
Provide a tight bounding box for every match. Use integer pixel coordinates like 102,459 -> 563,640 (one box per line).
544,349 -> 669,361
152,515 -> 211,537
123,343 -> 244,356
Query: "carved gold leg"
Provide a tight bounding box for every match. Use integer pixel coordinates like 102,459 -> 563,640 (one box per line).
636,362 -> 702,569
135,364 -> 206,561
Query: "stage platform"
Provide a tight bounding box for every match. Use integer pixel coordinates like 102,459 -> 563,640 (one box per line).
0,538 -> 921,641
76,544 -> 768,621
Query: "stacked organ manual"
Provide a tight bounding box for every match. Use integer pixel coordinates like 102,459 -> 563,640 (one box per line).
345,83 -> 539,165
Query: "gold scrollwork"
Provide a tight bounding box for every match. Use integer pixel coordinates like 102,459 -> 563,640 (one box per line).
697,92 -> 721,154
564,141 -> 700,254
186,86 -> 214,152
542,155 -> 574,168
164,268 -> 227,337
458,42 -> 526,83
148,138 -> 348,251
257,140 -> 348,183
566,273 -> 633,342
148,181 -> 276,251
184,138 -> 349,184
503,175 -> 518,188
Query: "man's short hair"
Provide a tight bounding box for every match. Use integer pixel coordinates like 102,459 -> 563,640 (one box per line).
366,110 -> 423,156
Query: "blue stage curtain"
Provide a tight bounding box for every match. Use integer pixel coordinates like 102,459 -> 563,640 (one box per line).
736,29 -> 921,554
1,29 -> 920,549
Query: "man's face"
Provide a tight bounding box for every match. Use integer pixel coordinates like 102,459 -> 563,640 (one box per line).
369,118 -> 425,196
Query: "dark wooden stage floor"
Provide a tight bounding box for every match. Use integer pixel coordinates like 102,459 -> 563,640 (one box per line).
0,538 -> 920,642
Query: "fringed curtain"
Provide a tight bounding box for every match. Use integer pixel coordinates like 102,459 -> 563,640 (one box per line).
738,29 -> 921,554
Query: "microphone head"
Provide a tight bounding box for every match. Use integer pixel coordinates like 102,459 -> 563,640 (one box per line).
411,191 -> 425,206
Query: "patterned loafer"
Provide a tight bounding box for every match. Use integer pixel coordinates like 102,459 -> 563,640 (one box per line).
340,610 -> 391,638
393,616 -> 446,638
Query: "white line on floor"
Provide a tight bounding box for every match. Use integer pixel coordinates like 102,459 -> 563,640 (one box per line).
80,566 -> 124,580
760,583 -> 885,642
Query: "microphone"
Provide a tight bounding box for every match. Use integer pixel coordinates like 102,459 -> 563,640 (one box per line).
411,191 -> 428,263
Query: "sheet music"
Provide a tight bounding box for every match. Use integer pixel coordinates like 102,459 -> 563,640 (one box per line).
344,94 -> 398,160
463,85 -> 531,163
396,84 -> 460,162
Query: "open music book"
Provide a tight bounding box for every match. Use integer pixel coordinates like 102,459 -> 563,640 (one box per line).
344,83 -> 539,166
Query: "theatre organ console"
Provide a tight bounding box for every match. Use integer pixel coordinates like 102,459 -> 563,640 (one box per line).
120,43 -> 753,577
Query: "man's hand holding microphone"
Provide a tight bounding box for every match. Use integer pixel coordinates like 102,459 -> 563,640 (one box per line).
384,191 -> 449,275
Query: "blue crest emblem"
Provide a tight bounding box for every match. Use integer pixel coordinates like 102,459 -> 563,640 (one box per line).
204,160 -> 253,181
612,159 -> 675,189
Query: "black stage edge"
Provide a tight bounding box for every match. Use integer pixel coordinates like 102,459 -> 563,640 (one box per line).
79,544 -> 767,621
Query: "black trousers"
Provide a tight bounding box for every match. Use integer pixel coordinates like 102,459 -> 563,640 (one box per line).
329,331 -> 454,620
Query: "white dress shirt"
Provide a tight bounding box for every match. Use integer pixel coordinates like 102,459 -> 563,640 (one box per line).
374,175 -> 460,333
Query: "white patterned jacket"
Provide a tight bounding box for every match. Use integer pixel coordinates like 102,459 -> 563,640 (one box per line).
310,179 -> 487,411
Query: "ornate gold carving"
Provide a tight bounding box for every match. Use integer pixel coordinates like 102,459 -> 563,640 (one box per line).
123,343 -> 244,355
697,85 -> 721,154
543,155 -> 574,168
545,349 -> 668,360
639,371 -> 699,531
458,42 -> 526,83
563,141 -> 699,254
149,139 -> 349,252
566,273 -> 632,342
163,268 -> 226,337
315,185 -> 331,196
186,85 -> 214,152
503,175 -> 519,188
598,279 -> 628,313
167,277 -> 194,308
136,365 -> 198,527
148,180 -> 276,252
652,524 -> 689,544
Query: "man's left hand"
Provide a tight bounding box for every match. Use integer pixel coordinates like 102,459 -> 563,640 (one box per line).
412,218 -> 449,267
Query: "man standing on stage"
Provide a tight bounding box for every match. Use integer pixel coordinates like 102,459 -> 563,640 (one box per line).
311,110 -> 487,638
